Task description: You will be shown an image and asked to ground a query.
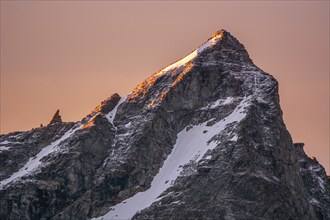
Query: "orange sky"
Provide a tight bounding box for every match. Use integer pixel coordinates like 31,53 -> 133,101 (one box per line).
1,1 -> 329,173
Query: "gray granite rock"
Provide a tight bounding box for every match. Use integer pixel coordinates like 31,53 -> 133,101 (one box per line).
0,30 -> 328,220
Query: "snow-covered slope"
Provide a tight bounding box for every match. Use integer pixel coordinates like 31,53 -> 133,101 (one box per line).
0,124 -> 81,190
95,96 -> 250,220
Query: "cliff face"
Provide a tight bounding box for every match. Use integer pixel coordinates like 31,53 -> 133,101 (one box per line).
0,30 -> 329,220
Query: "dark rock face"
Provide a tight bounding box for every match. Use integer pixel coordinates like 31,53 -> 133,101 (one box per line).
97,93 -> 121,114
0,30 -> 329,220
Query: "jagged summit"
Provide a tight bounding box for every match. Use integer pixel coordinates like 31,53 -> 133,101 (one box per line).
0,30 -> 329,220
155,29 -> 250,77
49,109 -> 62,124
128,29 -> 253,108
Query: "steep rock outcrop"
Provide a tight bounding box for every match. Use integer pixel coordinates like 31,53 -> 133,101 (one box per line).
295,143 -> 330,219
49,110 -> 63,125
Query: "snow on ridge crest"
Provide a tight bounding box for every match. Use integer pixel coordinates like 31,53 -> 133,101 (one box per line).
128,30 -> 227,102
157,31 -> 224,75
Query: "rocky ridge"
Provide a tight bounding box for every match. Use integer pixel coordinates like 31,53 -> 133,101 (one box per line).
0,30 -> 329,220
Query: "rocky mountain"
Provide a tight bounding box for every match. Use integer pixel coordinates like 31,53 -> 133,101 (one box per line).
0,30 -> 329,220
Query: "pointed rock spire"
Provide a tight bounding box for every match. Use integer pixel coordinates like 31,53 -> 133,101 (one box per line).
49,109 -> 62,125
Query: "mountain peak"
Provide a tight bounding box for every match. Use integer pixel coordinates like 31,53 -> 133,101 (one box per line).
156,31 -> 224,75
129,29 -> 252,102
156,29 -> 250,76
49,109 -> 62,125
213,29 -> 225,38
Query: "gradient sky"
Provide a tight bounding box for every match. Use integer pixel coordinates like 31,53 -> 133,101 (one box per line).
1,1 -> 329,173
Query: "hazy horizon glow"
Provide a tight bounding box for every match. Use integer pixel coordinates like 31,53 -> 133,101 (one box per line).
1,1 -> 329,173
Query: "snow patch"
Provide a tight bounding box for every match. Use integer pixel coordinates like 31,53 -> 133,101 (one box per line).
309,198 -> 320,205
0,124 -> 81,189
171,200 -> 182,205
230,135 -> 238,141
316,176 -> 326,192
106,96 -> 127,127
272,176 -> 280,182
210,97 -> 234,109
201,97 -> 234,110
308,164 -> 326,192
0,140 -> 11,145
0,140 -> 21,147
124,122 -> 132,128
309,164 -> 322,173
0,146 -> 10,152
93,96 -> 250,220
